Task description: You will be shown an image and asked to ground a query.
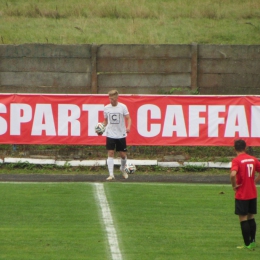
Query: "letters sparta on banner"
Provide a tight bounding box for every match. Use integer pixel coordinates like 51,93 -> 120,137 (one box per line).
0,94 -> 260,146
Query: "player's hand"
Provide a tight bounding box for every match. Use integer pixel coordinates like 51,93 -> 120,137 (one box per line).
232,184 -> 241,191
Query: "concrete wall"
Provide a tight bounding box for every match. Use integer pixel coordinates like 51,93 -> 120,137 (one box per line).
198,45 -> 260,94
0,44 -> 260,95
0,44 -> 92,94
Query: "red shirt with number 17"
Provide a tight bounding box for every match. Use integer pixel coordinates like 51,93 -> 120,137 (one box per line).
231,153 -> 260,200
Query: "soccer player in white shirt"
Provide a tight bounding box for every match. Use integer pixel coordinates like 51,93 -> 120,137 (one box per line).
102,90 -> 131,180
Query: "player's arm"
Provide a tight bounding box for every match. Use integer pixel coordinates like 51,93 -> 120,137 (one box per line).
102,118 -> 108,127
230,170 -> 241,190
255,173 -> 260,184
125,114 -> 131,133
254,161 -> 260,183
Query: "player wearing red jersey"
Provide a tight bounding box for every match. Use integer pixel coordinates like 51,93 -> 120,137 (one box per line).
230,139 -> 260,250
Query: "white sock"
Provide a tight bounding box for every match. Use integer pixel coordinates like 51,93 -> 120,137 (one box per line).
107,157 -> 114,176
121,157 -> 127,170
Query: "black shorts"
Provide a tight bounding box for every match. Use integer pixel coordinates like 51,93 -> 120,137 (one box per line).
106,137 -> 127,152
235,198 -> 257,215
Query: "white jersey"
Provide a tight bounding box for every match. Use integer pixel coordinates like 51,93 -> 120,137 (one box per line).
104,102 -> 129,139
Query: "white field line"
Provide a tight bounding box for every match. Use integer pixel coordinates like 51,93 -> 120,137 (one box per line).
121,182 -> 231,187
94,183 -> 122,260
0,182 -> 230,187
0,182 -> 231,187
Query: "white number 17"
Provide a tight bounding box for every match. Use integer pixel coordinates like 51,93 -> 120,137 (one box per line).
247,164 -> 254,177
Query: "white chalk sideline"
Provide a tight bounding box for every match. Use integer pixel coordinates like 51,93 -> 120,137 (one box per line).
94,183 -> 123,260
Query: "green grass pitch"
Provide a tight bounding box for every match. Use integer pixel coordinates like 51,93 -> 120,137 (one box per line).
0,182 -> 259,260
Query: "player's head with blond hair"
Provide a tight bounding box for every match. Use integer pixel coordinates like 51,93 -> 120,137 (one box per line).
108,89 -> 119,97
108,90 -> 119,106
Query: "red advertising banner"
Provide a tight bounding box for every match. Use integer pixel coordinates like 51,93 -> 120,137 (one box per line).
0,94 -> 260,146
